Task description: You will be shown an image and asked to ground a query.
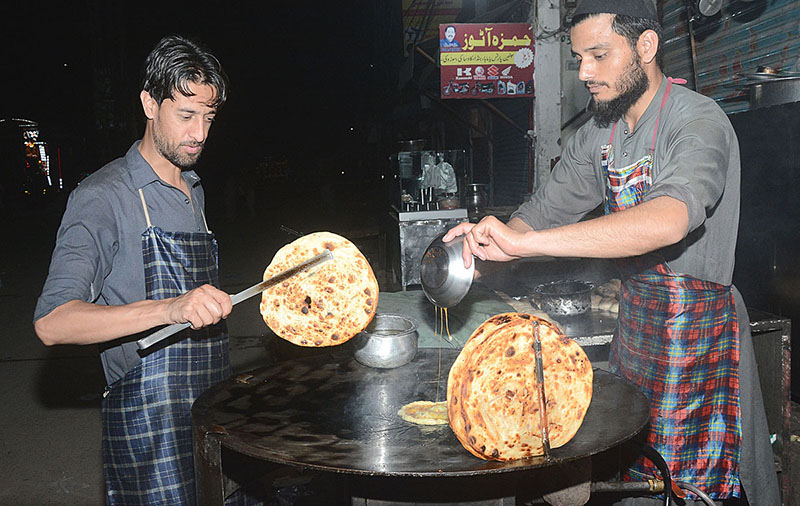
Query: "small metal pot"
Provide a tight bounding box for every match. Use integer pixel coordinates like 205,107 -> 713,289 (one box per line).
532,279 -> 594,317
352,314 -> 418,369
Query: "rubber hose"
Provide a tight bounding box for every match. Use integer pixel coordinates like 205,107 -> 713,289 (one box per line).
675,481 -> 717,506
636,443 -> 673,506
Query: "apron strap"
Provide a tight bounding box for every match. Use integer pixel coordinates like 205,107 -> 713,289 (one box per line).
138,187 -> 211,234
608,122 -> 617,144
138,188 -> 152,229
650,77 -> 686,153
608,76 -> 687,152
200,208 -> 211,234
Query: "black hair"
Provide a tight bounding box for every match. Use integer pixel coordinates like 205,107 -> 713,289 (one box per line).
571,13 -> 664,69
141,34 -> 229,109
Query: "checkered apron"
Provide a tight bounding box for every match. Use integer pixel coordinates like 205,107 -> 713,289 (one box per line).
604,79 -> 742,500
101,189 -> 231,505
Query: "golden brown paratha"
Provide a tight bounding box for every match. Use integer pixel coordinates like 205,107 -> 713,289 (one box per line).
398,400 -> 449,425
259,232 -> 379,347
447,312 -> 593,461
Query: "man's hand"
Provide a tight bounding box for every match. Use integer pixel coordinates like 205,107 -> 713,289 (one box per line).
443,217 -> 531,268
439,196 -> 689,270
165,284 -> 233,329
442,221 -> 476,242
35,284 -> 234,346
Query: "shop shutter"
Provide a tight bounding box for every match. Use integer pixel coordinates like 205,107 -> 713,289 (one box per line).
489,99 -> 532,206
661,1 -> 696,87
661,0 -> 800,114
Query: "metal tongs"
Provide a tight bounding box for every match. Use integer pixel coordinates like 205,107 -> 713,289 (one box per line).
136,249 -> 334,351
532,320 -> 552,461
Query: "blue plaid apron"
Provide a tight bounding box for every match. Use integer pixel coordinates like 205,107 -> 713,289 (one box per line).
604,78 -> 742,500
101,188 -> 231,505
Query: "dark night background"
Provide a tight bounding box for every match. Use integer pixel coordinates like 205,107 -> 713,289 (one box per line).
4,2 -> 798,397
1,1 -> 406,226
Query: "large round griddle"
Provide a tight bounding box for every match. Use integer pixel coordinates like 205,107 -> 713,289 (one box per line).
192,348 -> 650,477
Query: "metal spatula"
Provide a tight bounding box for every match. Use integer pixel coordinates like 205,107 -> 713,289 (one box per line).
136,249 -> 334,351
532,320 -> 552,461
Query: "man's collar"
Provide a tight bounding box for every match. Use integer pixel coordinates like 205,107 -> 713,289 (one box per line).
125,140 -> 201,190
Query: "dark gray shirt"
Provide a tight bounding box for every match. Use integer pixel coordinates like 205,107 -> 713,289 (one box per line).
34,141 -> 211,384
512,76 -> 740,286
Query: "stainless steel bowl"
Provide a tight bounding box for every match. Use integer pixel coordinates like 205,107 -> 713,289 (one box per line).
420,232 -> 475,308
532,279 -> 594,317
352,314 -> 418,369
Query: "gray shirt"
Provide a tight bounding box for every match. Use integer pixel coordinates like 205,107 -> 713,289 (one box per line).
34,141 -> 211,385
512,76 -> 741,286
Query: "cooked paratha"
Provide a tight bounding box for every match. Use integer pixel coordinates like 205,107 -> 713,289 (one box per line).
259,232 -> 379,347
447,312 -> 593,461
398,400 -> 449,425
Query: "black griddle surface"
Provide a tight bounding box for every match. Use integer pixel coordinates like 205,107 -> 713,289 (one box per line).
192,348 -> 649,477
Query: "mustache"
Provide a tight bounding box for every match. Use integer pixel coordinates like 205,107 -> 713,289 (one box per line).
180,141 -> 204,148
585,81 -> 608,88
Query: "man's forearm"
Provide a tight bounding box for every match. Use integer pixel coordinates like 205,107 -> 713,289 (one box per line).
34,299 -> 172,346
522,196 -> 689,259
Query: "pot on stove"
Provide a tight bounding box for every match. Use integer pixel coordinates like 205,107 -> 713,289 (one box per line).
531,279 -> 594,317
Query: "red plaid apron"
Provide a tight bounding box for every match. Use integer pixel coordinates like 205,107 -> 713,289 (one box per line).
605,79 -> 742,500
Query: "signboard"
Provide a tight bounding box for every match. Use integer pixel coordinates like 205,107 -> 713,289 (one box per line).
439,23 -> 534,99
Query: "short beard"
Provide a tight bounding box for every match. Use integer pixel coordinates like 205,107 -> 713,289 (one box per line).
152,122 -> 204,170
588,55 -> 649,128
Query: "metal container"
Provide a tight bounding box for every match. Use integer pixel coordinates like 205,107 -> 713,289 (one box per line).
420,232 -> 474,307
352,314 -> 418,369
532,279 -> 594,317
750,76 -> 800,109
465,183 -> 488,215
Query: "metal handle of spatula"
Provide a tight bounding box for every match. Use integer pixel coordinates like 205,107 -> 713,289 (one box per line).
136,250 -> 334,351
532,320 -> 552,461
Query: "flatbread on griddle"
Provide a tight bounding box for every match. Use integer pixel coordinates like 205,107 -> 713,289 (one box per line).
398,400 -> 449,425
447,312 -> 593,461
259,232 -> 379,347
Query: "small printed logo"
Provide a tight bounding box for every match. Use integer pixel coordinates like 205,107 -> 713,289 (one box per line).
514,48 -> 534,69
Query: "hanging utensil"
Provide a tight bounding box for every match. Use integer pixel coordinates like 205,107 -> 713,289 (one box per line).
137,249 -> 334,351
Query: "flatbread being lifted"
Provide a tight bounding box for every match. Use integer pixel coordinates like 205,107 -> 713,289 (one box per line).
447,312 -> 593,461
259,232 -> 379,347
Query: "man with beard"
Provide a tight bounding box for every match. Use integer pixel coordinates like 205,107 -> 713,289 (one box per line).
34,35 -> 241,504
444,0 -> 779,504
